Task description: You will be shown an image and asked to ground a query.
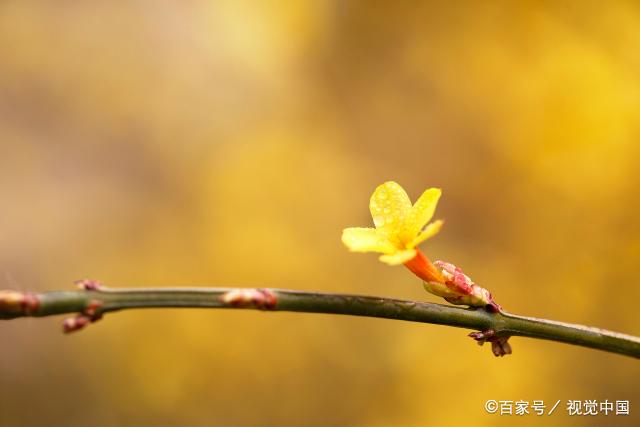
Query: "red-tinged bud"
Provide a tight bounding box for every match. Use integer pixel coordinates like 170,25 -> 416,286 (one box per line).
221,288 -> 277,310
422,260 -> 502,312
83,299 -> 104,319
74,279 -> 102,290
469,329 -> 512,357
63,315 -> 91,333
62,297 -> 104,333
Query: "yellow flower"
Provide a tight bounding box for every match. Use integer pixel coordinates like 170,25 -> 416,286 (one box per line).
341,181 -> 443,266
342,181 -> 502,314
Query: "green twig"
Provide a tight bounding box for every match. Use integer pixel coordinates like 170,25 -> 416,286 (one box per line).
1,284 -> 638,358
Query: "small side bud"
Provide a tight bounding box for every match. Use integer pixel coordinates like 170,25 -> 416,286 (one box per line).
491,337 -> 512,357
74,279 -> 103,291
62,299 -> 104,334
83,299 -> 104,319
221,288 -> 277,310
63,315 -> 91,333
469,329 -> 512,357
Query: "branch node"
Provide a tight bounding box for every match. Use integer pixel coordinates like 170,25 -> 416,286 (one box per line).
221,288 -> 277,310
62,299 -> 104,334
0,290 -> 40,316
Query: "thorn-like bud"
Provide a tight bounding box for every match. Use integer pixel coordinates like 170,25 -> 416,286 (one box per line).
221,288 -> 277,310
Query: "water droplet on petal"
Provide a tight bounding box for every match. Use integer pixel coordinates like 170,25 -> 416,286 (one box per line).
373,215 -> 385,227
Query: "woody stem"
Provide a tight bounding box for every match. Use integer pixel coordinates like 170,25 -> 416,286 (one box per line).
1,286 -> 639,358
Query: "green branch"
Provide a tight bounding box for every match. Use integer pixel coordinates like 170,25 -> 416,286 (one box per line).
1,285 -> 638,358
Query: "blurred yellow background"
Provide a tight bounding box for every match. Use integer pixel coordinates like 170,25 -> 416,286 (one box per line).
1,1 -> 639,426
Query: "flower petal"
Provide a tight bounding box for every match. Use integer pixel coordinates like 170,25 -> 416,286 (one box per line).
401,188 -> 441,243
341,227 -> 396,254
408,219 -> 444,249
379,249 -> 417,266
369,181 -> 412,239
